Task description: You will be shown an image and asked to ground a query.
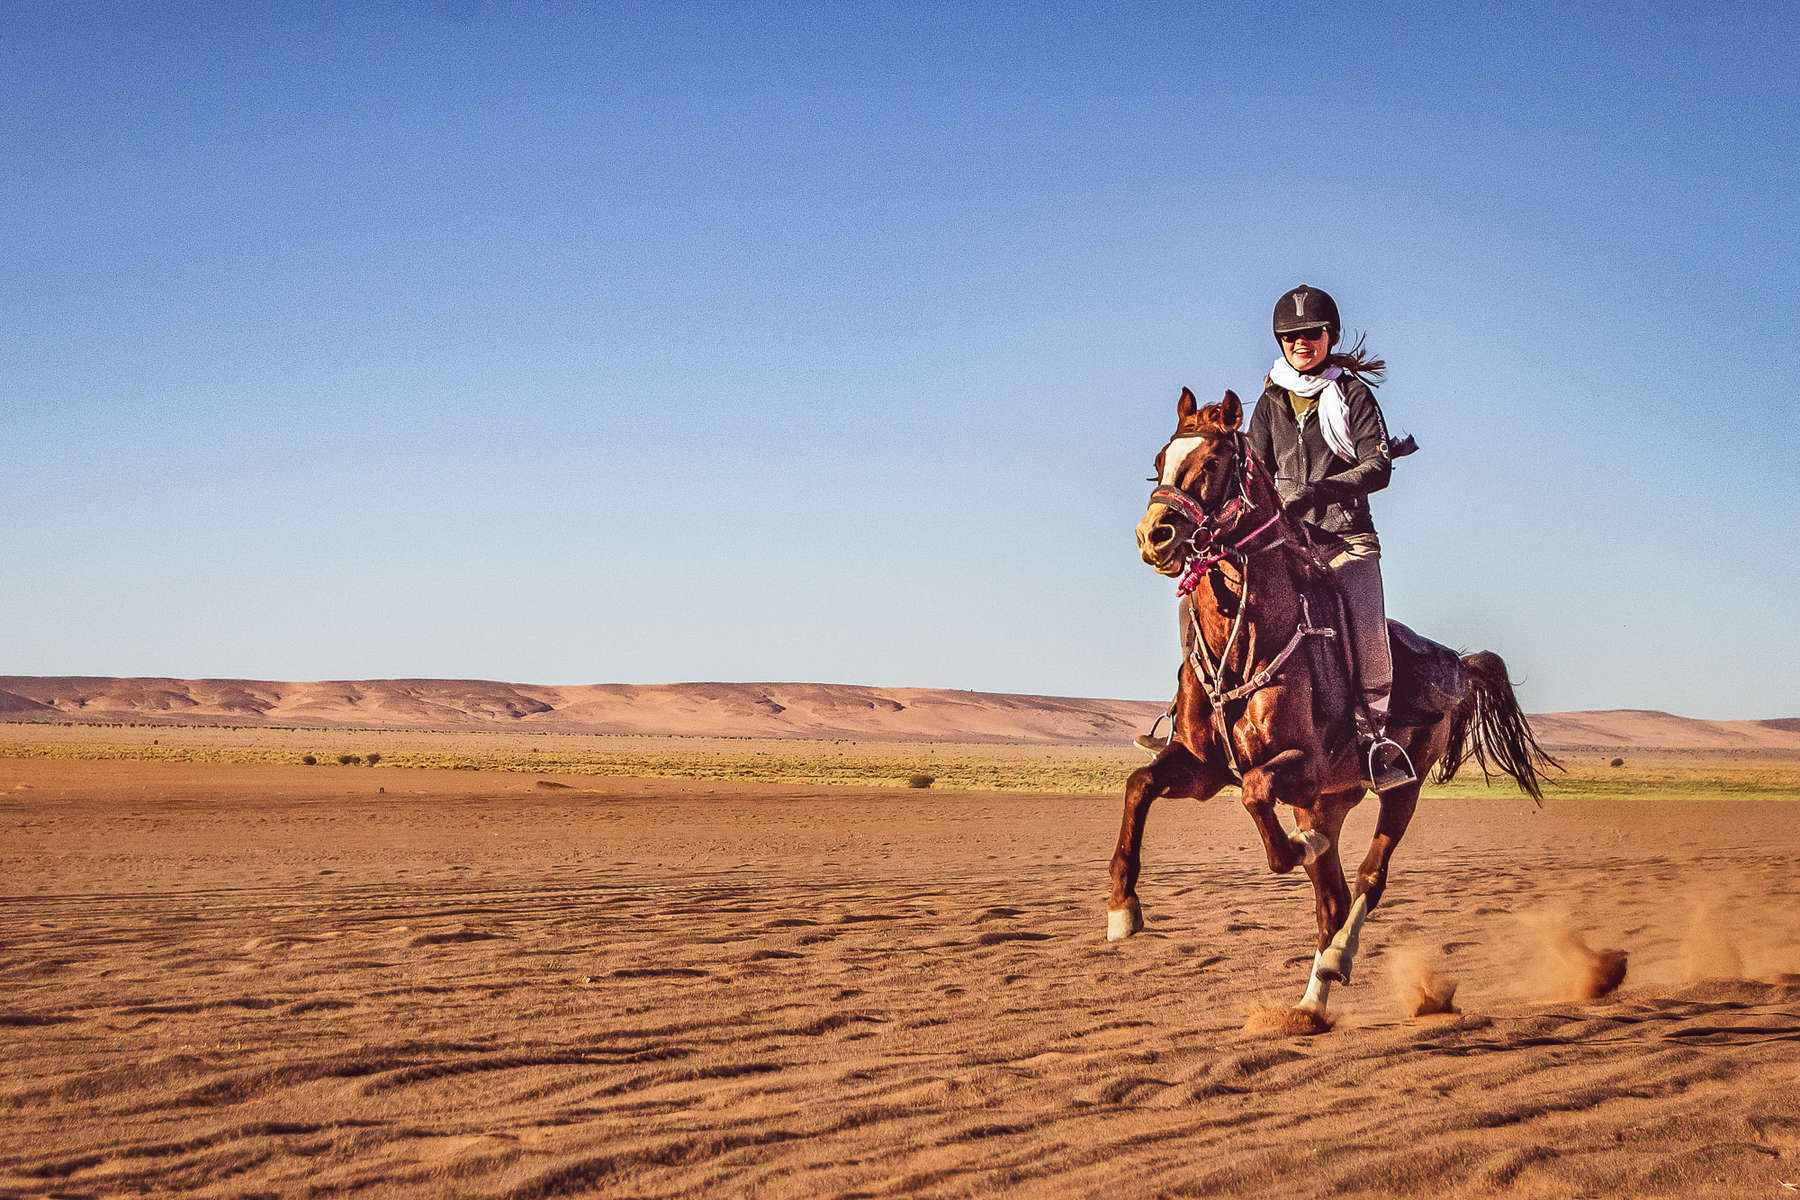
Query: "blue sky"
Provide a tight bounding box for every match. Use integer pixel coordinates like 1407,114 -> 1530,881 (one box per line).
4,2 -> 1796,719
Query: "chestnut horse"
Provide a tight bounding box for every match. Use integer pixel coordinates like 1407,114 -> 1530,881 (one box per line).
1108,387 -> 1556,1025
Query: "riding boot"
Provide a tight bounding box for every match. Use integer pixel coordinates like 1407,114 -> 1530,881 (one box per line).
1330,535 -> 1412,790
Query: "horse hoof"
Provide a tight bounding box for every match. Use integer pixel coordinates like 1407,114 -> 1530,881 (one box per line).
1291,829 -> 1330,866
1315,945 -> 1352,984
1106,902 -> 1144,941
1286,1004 -> 1333,1034
1245,1003 -> 1333,1035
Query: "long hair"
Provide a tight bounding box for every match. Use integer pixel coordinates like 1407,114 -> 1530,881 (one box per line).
1327,332 -> 1386,383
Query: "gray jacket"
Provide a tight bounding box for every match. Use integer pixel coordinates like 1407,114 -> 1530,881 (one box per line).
1246,374 -> 1392,538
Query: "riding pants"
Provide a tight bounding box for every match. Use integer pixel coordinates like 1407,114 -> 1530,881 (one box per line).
1325,533 -> 1393,731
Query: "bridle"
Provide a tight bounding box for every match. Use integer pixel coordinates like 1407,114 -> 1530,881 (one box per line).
1150,430 -> 1285,598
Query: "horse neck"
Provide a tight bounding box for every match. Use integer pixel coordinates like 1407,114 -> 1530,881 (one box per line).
1186,542 -> 1305,676
1241,462 -> 1326,597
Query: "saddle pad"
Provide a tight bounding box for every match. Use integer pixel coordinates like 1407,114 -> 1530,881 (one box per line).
1387,620 -> 1468,728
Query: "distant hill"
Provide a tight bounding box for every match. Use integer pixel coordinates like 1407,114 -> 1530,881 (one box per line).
1,677 -> 1796,752
1521,709 -> 1800,753
0,677 -> 1160,746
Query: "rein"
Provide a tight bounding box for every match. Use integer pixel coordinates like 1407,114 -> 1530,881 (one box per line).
1172,509 -> 1282,598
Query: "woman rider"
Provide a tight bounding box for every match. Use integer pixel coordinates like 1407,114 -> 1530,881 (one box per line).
1250,284 -> 1413,791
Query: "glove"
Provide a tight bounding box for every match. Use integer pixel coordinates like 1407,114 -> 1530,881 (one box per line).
1276,480 -> 1313,517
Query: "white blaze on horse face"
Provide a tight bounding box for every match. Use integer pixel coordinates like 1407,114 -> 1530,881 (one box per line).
1159,436 -> 1205,487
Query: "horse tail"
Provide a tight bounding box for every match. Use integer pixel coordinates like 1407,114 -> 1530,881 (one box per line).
1436,650 -> 1561,804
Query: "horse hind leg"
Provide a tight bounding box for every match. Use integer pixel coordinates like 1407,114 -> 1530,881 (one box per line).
1355,779 -> 1420,909
1107,744 -> 1226,940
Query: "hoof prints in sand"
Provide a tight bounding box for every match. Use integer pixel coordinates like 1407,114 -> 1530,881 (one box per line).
4,871 -> 1800,1199
5,782 -> 1800,1198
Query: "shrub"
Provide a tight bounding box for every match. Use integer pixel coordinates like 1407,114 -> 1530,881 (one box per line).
364,752 -> 382,766
301,754 -> 317,766
906,773 -> 935,789
338,754 -> 362,766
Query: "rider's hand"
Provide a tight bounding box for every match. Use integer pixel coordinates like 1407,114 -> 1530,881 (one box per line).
1277,480 -> 1313,516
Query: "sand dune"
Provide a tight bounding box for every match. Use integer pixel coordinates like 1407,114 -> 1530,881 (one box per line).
0,677 -> 1159,745
1527,708 -> 1800,752
4,676 -> 1797,752
3,758 -> 1798,1197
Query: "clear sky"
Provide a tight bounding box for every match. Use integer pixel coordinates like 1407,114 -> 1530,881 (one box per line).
5,2 -> 1797,719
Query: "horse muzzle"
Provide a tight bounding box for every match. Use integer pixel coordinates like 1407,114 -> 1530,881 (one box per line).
1136,503 -> 1187,576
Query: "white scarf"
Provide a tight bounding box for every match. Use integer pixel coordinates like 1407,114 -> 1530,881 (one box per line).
1268,359 -> 1356,461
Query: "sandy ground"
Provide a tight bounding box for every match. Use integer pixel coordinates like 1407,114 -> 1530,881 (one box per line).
4,758 -> 1800,1199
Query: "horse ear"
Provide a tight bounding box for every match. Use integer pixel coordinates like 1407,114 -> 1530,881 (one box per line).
1220,389 -> 1242,429
1177,387 -> 1197,420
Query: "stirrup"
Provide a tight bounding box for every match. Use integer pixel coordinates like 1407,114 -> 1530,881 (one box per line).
1362,736 -> 1416,792
1134,710 -> 1172,757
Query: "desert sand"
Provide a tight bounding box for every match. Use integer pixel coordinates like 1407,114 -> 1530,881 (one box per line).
4,753 -> 1800,1198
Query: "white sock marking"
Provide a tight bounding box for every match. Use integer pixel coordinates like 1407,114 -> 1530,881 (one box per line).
1299,951 -> 1332,1013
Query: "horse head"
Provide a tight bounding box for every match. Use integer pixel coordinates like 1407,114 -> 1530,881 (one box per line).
1136,387 -> 1245,576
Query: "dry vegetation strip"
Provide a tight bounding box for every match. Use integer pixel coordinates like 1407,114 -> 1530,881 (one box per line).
0,725 -> 1138,792
4,724 -> 1799,800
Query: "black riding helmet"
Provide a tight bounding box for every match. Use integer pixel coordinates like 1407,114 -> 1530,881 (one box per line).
1273,284 -> 1340,338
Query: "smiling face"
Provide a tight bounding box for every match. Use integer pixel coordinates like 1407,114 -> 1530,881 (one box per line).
1279,325 -> 1333,373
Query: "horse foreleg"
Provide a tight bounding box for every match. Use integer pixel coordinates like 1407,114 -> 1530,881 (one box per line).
1107,744 -> 1224,940
1299,799 -> 1355,950
1294,796 -> 1356,1011
1316,783 -> 1420,986
1238,757 -> 1320,876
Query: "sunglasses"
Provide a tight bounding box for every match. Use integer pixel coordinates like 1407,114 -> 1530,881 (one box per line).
1279,327 -> 1330,344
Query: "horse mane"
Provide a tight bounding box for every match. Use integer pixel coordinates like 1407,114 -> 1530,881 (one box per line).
1229,428 -> 1332,585
1272,505 -> 1333,584
1193,405 -> 1234,436
1327,332 -> 1386,384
